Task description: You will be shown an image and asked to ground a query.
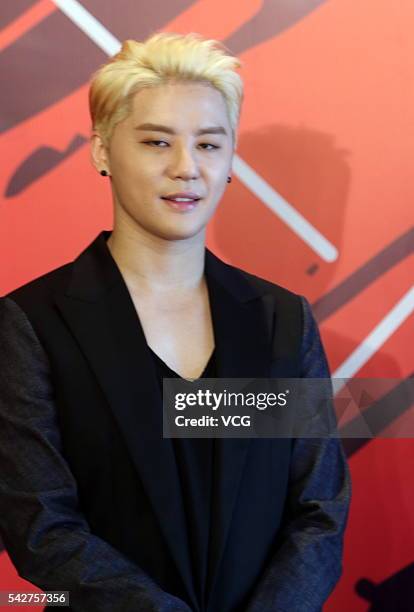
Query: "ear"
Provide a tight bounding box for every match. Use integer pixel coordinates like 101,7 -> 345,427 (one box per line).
90,131 -> 110,175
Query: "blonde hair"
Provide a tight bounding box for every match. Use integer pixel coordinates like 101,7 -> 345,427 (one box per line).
89,31 -> 243,149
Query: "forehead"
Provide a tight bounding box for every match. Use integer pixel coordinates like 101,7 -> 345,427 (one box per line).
128,81 -> 230,128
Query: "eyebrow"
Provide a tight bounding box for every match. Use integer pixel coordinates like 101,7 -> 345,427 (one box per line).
134,123 -> 227,136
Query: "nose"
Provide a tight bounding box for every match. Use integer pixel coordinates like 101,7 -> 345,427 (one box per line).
168,144 -> 200,181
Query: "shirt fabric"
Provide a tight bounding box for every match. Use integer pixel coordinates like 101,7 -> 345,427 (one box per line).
148,345 -> 216,611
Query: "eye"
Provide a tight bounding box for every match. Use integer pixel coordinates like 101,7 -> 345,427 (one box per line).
199,143 -> 220,150
143,140 -> 169,147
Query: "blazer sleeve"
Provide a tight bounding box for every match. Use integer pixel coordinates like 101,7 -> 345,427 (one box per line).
244,295 -> 352,612
0,297 -> 192,612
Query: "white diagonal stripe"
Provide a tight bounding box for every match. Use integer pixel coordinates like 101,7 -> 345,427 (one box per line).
53,0 -> 338,261
232,155 -> 338,261
333,285 -> 414,388
52,0 -> 121,55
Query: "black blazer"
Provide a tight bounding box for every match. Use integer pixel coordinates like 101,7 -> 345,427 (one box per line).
0,231 -> 351,612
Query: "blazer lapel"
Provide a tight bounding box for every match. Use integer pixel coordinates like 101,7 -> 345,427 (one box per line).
204,249 -> 272,604
54,231 -> 198,610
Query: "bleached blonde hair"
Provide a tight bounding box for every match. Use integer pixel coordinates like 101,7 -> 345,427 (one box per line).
89,31 -> 243,149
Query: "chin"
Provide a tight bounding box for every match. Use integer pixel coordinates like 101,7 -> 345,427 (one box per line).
157,225 -> 206,242
150,218 -> 207,241
142,209 -> 210,241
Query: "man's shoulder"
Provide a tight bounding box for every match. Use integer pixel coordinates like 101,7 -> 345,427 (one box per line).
238,265 -> 299,301
212,252 -> 302,305
3,260 -> 74,314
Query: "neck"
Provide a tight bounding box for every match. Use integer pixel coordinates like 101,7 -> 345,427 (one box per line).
106,219 -> 206,295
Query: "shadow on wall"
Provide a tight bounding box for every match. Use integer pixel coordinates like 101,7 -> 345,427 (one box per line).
224,0 -> 327,53
5,135 -> 87,197
356,562 -> 414,611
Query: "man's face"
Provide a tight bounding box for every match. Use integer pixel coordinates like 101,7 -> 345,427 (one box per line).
96,81 -> 234,241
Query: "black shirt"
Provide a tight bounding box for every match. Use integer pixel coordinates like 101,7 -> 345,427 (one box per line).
148,346 -> 216,611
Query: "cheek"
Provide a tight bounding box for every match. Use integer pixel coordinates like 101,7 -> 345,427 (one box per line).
111,142 -> 147,178
118,159 -> 158,191
208,150 -> 231,177
209,167 -> 228,190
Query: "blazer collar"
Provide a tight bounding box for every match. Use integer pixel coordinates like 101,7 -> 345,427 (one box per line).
55,230 -> 272,611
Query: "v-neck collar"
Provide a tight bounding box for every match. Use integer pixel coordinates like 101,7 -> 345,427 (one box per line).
148,344 -> 216,380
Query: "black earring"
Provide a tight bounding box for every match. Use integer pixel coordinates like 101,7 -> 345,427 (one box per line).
100,170 -> 108,177
227,176 -> 232,183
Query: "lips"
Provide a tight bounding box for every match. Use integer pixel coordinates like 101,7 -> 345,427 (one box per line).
161,192 -> 201,202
